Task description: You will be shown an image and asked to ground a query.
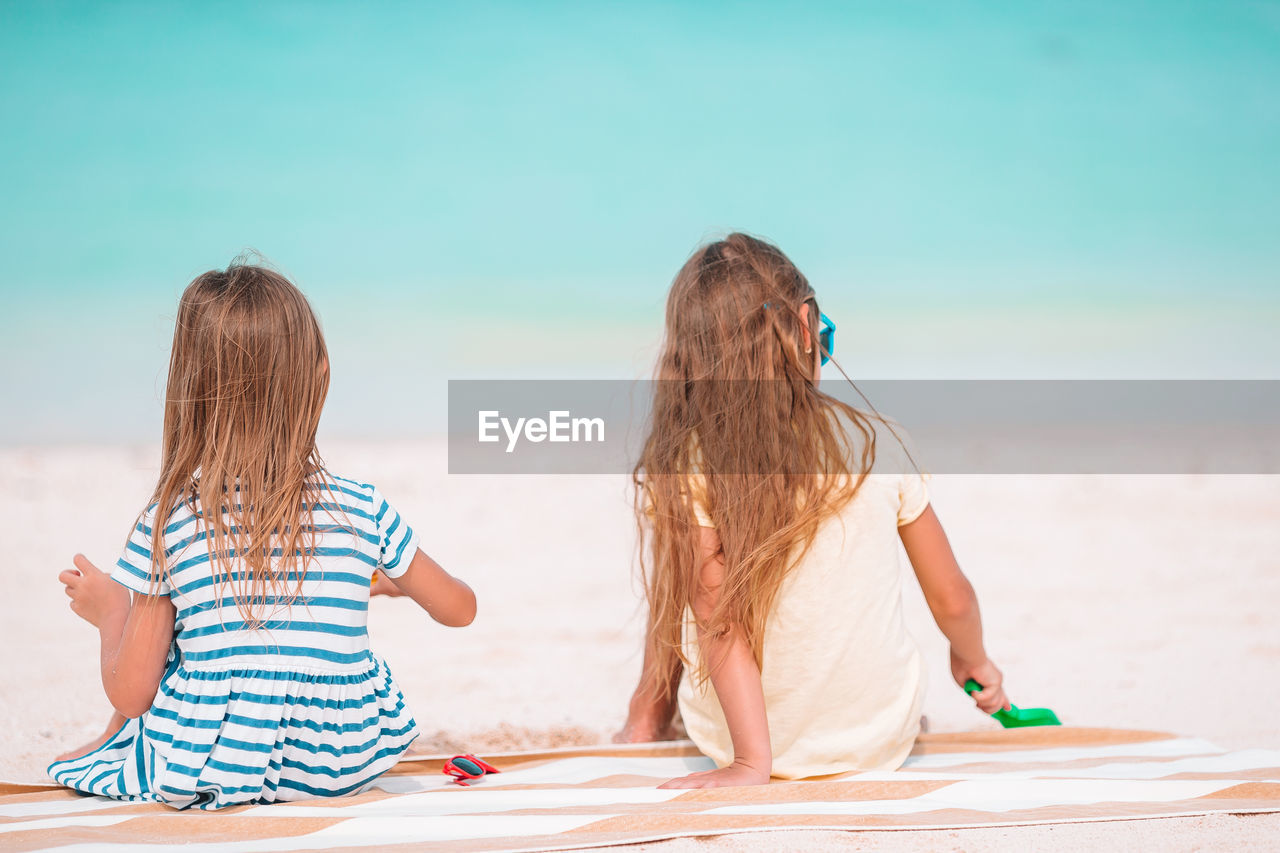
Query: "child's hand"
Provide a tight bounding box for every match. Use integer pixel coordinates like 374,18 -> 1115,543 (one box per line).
59,554 -> 129,629
951,652 -> 1011,714
659,759 -> 770,789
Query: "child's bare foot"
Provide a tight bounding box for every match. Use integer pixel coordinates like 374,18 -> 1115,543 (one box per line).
55,731 -> 113,762
54,711 -> 127,762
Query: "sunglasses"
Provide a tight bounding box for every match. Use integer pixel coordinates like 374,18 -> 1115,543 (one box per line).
817,310 -> 836,367
442,754 -> 500,786
764,300 -> 836,367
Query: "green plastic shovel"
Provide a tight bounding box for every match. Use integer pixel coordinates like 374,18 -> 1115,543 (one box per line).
964,679 -> 1061,728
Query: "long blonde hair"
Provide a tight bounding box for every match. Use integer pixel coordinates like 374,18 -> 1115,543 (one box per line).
635,233 -> 877,694
146,261 -> 330,626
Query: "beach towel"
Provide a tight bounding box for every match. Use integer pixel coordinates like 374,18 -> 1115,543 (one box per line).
3,727 -> 1278,851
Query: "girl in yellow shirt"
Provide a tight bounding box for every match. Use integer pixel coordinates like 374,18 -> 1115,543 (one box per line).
617,233 -> 1012,788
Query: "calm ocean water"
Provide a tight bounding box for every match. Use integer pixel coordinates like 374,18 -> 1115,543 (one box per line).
1,2 -> 1277,444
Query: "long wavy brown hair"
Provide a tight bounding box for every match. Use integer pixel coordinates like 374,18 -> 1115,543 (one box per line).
635,233 -> 878,696
144,261 -> 331,627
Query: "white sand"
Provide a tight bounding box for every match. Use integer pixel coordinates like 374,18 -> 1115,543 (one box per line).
2,440 -> 1277,850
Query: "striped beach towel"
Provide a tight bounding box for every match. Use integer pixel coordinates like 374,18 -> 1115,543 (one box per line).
4,728 -> 1277,851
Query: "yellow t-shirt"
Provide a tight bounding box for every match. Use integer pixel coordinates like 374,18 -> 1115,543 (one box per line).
676,414 -> 929,779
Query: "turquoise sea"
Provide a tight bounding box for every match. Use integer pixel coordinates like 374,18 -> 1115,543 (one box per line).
1,2 -> 1277,443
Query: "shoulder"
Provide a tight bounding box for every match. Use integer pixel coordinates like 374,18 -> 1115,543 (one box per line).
825,405 -> 924,478
119,497 -> 198,585
134,498 -> 199,544
310,470 -> 407,527
313,470 -> 379,505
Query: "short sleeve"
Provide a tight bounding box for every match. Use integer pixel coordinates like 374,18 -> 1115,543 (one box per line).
897,469 -> 931,526
683,439 -> 714,528
640,474 -> 715,528
876,419 -> 930,526
111,505 -> 172,596
371,488 -> 420,578
684,474 -> 715,528
851,411 -> 931,527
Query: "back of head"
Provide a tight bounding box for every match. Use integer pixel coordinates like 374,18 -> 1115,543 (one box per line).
637,233 -> 875,690
662,232 -> 816,385
150,260 -> 330,623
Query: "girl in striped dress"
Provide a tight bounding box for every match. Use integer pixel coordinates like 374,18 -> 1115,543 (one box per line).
48,263 -> 476,809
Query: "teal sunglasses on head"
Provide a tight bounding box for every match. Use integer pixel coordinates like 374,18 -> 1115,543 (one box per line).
763,301 -> 836,366
817,311 -> 836,366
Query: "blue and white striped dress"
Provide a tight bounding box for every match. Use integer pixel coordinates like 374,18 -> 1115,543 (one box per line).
48,472 -> 421,810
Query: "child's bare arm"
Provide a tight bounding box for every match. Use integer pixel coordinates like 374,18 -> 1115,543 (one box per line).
105,595 -> 176,717
386,548 -> 476,627
61,554 -> 175,718
614,633 -> 683,743
660,526 -> 771,789
898,505 -> 1011,714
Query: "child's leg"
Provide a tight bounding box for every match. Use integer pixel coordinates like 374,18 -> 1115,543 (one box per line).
55,710 -> 128,762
